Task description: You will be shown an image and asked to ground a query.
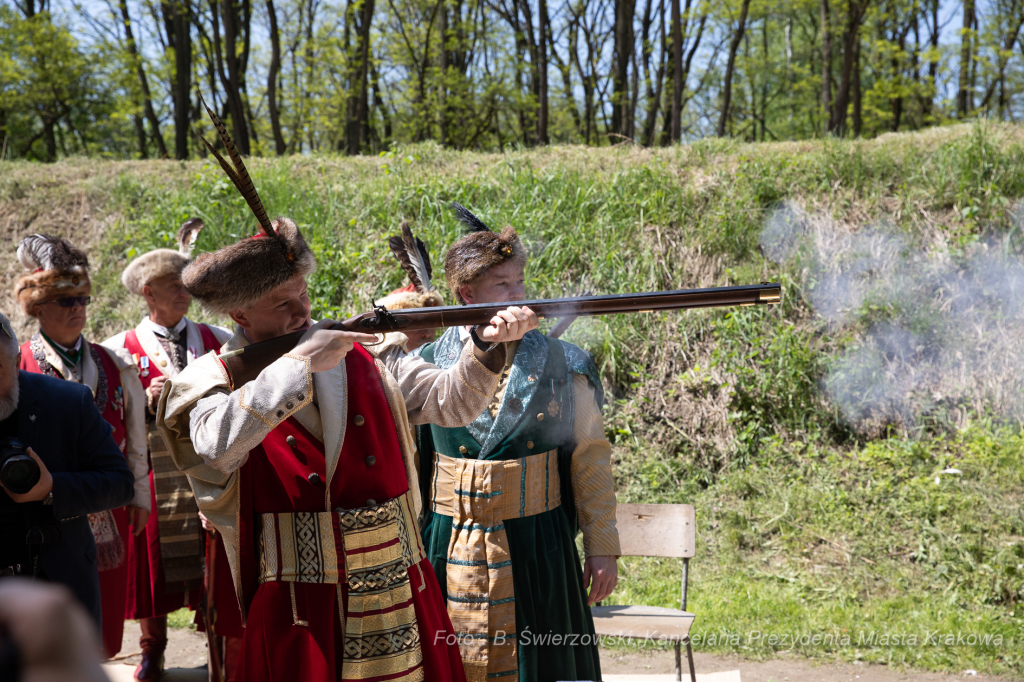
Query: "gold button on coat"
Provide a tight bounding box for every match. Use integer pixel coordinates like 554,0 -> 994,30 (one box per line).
459,445 -> 468,453
354,415 -> 366,426
526,441 -> 534,449
536,413 -> 545,421
160,360 -> 167,367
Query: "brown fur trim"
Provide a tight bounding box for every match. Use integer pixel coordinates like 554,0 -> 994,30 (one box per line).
14,268 -> 91,317
181,217 -> 316,315
122,249 -> 190,296
444,225 -> 526,303
379,290 -> 445,310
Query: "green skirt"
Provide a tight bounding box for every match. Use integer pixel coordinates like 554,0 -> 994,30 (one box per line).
423,506 -> 602,682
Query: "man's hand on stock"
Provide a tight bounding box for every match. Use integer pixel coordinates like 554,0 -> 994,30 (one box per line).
0,448 -> 53,504
292,320 -> 379,373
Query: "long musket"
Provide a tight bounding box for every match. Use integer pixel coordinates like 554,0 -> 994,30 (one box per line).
219,282 -> 782,386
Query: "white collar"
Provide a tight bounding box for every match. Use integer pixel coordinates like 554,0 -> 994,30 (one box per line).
459,326 -> 472,342
142,315 -> 187,338
50,334 -> 83,353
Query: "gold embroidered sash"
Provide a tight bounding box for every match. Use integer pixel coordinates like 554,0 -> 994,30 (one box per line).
431,450 -> 561,682
258,491 -> 427,682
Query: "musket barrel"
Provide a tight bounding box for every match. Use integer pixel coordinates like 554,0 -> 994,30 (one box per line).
219,282 -> 781,386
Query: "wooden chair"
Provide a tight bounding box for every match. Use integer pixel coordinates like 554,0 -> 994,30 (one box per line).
591,504 -> 697,682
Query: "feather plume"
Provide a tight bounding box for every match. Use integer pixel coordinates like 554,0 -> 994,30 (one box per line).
17,234 -> 88,272
196,92 -> 274,237
450,202 -> 493,233
388,222 -> 434,293
177,218 -> 205,256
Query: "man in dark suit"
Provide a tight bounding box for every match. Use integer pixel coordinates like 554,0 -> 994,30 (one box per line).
0,312 -> 134,631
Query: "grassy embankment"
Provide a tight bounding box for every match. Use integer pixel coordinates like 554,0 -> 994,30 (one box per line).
1,124 -> 1022,676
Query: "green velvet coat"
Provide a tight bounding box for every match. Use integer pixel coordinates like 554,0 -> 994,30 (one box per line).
417,329 -> 604,682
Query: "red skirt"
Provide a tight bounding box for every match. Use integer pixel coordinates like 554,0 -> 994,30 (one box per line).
237,557 -> 466,682
125,470 -> 201,619
98,506 -> 129,658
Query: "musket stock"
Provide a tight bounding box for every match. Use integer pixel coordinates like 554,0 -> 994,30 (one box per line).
220,283 -> 781,386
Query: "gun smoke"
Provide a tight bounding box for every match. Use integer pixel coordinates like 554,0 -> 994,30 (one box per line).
761,201 -> 1024,434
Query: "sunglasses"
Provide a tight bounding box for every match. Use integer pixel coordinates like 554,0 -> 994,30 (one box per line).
48,296 -> 92,308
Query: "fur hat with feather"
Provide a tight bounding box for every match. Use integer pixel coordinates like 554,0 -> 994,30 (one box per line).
443,202 -> 526,303
182,217 -> 315,315
121,218 -> 204,297
181,95 -> 315,315
383,221 -> 445,310
14,234 -> 91,317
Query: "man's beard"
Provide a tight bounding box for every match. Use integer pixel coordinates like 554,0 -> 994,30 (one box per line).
0,379 -> 19,422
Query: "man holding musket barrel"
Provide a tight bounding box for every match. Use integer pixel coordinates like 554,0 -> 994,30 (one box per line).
412,204 -> 620,682
157,100 -> 539,682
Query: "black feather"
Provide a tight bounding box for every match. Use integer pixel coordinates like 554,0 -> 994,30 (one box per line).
450,202 -> 493,233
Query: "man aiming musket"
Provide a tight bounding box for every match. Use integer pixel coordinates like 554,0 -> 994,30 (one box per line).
156,100 -> 541,682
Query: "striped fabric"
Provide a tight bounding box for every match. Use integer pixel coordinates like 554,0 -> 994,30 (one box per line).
148,423 -> 204,587
431,450 -> 562,682
258,491 -> 428,681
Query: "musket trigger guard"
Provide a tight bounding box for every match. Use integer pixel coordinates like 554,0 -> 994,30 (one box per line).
363,333 -> 386,347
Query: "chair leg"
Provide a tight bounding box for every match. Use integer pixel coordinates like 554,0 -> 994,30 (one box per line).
674,640 -> 682,682
686,637 -> 697,682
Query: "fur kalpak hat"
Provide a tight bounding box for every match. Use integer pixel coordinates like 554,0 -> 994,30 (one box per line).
121,218 -> 205,296
444,202 -> 527,303
380,222 -> 445,310
14,235 -> 91,317
180,96 -> 315,315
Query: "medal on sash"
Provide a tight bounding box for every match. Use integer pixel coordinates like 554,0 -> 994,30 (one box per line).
140,355 -> 150,377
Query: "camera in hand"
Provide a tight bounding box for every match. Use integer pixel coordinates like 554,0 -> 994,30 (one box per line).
0,438 -> 40,495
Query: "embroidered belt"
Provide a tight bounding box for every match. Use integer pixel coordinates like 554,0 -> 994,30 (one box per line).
430,450 -> 562,682
257,491 -> 427,682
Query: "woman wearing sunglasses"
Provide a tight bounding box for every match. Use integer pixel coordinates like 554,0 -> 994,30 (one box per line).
13,234 -> 150,662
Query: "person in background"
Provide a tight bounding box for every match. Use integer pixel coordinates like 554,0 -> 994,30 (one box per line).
102,220 -> 234,682
0,311 -> 134,635
13,235 -> 149,659
415,203 -> 621,682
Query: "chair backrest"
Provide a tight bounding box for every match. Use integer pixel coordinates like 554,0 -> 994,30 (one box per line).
615,503 -> 695,558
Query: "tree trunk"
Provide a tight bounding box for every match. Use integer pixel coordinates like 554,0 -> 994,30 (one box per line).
828,0 -> 868,135
537,0 -> 549,144
852,36 -> 862,135
612,0 -> 636,137
821,0 -> 831,127
669,0 -> 682,141
120,0 -> 169,157
345,0 -> 375,154
266,0 -> 286,155
216,0 -> 251,154
957,0 -> 974,117
162,0 -> 192,159
716,0 -> 751,137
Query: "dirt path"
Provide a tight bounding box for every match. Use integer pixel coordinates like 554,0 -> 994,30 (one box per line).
602,650 -> 1010,681
102,627 -> 1010,681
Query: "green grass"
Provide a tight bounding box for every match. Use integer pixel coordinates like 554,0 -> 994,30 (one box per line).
4,122 -> 1024,676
